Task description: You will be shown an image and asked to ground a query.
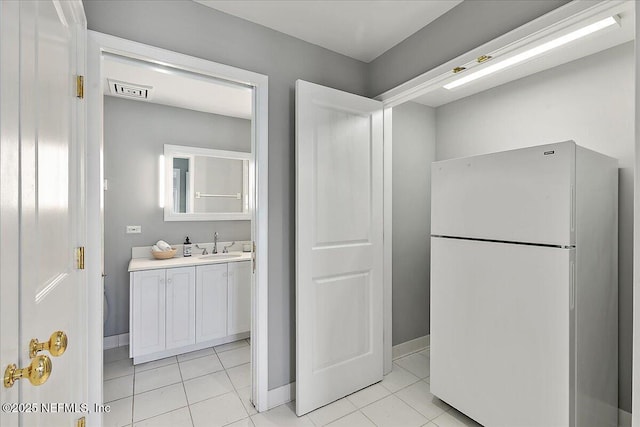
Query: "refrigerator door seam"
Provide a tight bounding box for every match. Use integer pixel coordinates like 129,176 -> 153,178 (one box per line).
431,234 -> 575,249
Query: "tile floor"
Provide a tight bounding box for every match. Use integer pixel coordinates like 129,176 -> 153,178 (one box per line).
103,341 -> 481,427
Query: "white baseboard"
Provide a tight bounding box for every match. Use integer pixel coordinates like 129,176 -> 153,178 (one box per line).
392,335 -> 429,360
104,333 -> 129,350
267,381 -> 295,410
118,333 -> 130,347
619,409 -> 631,427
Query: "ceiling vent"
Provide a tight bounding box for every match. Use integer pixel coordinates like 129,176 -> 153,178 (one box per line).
108,79 -> 153,99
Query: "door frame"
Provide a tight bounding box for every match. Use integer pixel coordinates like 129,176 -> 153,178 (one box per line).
634,4 -> 640,425
375,0 -> 625,377
0,3 -> 23,426
86,31 -> 270,411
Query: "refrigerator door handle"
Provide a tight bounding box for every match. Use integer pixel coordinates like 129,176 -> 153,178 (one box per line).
570,184 -> 575,234
570,261 -> 576,310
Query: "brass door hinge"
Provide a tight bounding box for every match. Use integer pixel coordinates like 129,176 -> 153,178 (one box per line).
76,247 -> 85,270
76,75 -> 84,99
76,417 -> 86,427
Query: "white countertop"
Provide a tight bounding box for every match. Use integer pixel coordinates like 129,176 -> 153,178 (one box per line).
128,251 -> 252,272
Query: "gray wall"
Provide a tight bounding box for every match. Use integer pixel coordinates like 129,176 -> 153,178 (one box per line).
103,96 -> 251,336
392,102 -> 436,345
368,0 -> 570,96
86,0 -> 368,390
434,42 -> 634,412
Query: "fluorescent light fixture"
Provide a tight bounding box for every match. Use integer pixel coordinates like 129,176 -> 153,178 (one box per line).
159,155 -> 165,208
444,16 -> 618,90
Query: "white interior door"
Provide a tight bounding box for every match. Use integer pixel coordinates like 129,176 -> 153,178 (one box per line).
0,1 -> 88,426
295,80 -> 384,415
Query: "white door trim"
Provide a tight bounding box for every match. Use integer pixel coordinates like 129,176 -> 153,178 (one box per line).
633,4 -> 640,425
382,107 -> 393,375
374,0 -> 625,379
0,3 -> 22,426
86,31 -> 270,412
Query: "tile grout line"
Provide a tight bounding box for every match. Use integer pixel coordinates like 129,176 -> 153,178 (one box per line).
359,408 -> 379,427
130,368 -> 190,424
132,363 -> 183,396
177,357 -> 197,427
129,365 -> 135,427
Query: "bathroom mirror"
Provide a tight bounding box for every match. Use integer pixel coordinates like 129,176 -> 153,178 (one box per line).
164,144 -> 251,221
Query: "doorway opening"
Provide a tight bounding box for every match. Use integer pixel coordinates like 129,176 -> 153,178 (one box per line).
86,31 -> 269,419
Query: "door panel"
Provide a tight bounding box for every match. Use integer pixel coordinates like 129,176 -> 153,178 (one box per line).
314,106 -> 372,245
313,273 -> 370,370
196,264 -> 228,342
430,237 -> 573,427
228,261 -> 251,335
296,80 -> 384,415
132,270 -> 166,357
166,267 -> 196,349
431,141 -> 575,246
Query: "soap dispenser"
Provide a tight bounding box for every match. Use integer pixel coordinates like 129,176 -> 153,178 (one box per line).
183,237 -> 192,257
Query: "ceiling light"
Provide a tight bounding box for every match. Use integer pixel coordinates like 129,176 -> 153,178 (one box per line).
443,15 -> 619,90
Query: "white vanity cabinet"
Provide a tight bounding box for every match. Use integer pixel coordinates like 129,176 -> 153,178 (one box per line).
131,269 -> 167,357
130,266 -> 195,359
195,264 -> 228,342
130,259 -> 251,364
196,261 -> 252,341
228,261 -> 251,335
165,267 -> 196,349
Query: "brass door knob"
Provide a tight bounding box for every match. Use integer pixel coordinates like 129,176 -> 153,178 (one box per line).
4,355 -> 52,388
30,331 -> 68,358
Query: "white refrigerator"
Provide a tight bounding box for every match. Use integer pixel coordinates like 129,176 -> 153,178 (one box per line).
430,141 -> 618,427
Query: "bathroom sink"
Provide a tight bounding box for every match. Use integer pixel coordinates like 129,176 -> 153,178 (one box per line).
199,253 -> 242,260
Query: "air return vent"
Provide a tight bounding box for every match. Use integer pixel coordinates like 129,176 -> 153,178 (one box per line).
108,79 -> 153,99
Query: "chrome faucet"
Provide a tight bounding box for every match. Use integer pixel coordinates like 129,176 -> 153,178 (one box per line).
223,241 -> 235,254
195,244 -> 208,255
213,232 -> 219,254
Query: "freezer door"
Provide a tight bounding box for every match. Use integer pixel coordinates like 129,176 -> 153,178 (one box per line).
430,237 -> 574,427
431,141 -> 574,246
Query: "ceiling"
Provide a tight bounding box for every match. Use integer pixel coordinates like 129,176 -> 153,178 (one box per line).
102,54 -> 253,119
194,0 -> 463,63
102,1 -> 634,115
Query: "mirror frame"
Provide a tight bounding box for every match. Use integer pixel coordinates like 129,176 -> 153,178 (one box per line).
163,144 -> 251,221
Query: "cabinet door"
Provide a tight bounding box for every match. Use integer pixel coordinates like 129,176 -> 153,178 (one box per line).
132,269 -> 166,357
196,264 -> 228,342
228,261 -> 251,335
165,266 -> 196,349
